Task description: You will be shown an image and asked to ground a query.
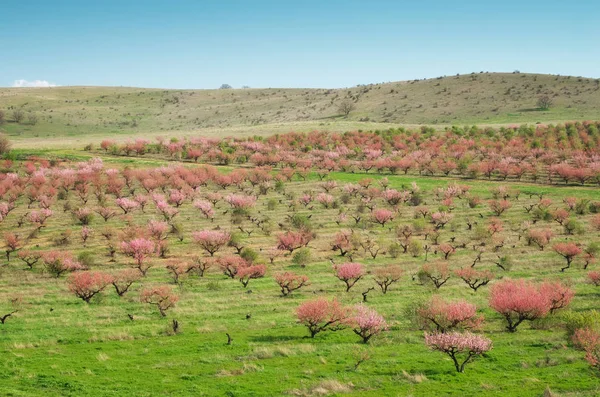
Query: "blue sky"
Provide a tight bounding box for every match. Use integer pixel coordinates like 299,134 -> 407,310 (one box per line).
1,0 -> 599,88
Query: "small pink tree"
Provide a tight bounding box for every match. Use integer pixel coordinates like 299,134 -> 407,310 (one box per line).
276,230 -> 313,253
111,268 -> 142,296
218,256 -> 248,279
4,232 -> 21,261
296,298 -> 350,338
417,296 -> 484,333
454,267 -> 495,292
18,249 -> 41,269
588,271 -> 600,287
236,264 -> 266,288
438,243 -> 456,260
331,230 -> 353,256
274,272 -> 309,296
350,304 -> 388,343
489,279 -> 550,332
140,286 -> 179,316
41,251 -> 84,278
372,208 -> 395,227
333,262 -> 365,292
488,199 -> 511,216
193,199 -> 215,220
115,197 -> 139,214
573,328 -> 600,372
424,332 -> 492,373
67,271 -> 114,303
373,264 -> 403,294
539,281 -> 574,314
418,261 -> 451,289
120,238 -> 155,275
553,242 -> 582,271
192,230 -> 230,256
316,192 -> 335,208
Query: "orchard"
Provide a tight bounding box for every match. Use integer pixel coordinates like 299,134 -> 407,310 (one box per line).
0,124 -> 599,395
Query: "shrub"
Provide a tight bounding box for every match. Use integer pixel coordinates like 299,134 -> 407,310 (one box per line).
292,247 -> 312,267
418,261 -> 451,289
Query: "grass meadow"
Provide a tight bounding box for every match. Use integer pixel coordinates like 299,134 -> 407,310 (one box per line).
0,157 -> 599,396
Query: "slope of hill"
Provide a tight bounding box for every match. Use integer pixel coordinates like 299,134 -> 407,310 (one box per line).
1,72 -> 599,147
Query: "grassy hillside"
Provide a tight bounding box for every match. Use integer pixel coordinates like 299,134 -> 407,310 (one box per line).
1,72 -> 600,148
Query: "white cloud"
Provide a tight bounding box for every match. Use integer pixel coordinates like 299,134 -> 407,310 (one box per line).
12,79 -> 58,88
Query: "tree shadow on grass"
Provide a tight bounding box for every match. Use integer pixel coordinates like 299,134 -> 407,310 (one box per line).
249,335 -> 299,343
517,108 -> 544,112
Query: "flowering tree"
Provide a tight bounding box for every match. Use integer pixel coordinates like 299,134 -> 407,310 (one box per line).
41,251 -> 84,278
165,262 -> 195,285
120,238 -> 155,275
526,228 -> 553,250
417,296 -> 484,333
573,328 -> 600,372
225,194 -> 257,212
372,208 -> 395,227
438,243 -> 456,260
218,256 -> 248,279
489,279 -> 551,332
276,230 -> 313,253
95,206 -> 117,222
236,264 -> 266,288
148,220 -> 170,241
331,230 -> 353,257
29,209 -> 53,230
350,304 -> 388,343
539,281 -> 574,314
333,262 -> 364,292
588,271 -> 600,287
140,286 -> 179,316
4,232 -> 21,261
373,264 -> 403,294
193,199 -> 215,220
454,267 -> 495,292
111,268 -> 142,296
424,332 -> 492,373
192,230 -> 230,256
488,199 -> 512,216
552,242 -> 582,271
67,271 -> 114,303
274,272 -> 309,296
316,192 -> 335,208
430,211 -> 453,229
18,249 -> 41,269
115,197 -> 139,214
296,298 -> 350,338
418,261 -> 451,289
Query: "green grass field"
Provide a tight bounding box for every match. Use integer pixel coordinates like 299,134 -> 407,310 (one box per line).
1,158 -> 599,396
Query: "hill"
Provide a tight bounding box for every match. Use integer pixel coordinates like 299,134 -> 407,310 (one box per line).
1,72 -> 600,147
